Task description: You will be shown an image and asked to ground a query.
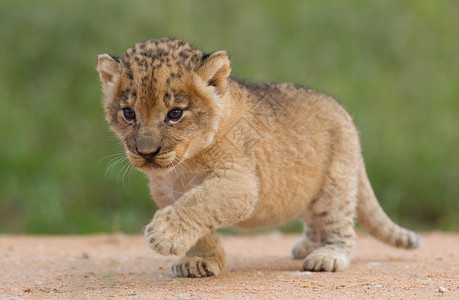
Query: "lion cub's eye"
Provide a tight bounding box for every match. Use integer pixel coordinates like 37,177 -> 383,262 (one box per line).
123,108 -> 136,121
167,109 -> 183,121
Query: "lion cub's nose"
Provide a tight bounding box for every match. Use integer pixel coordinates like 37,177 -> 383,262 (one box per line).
136,146 -> 161,159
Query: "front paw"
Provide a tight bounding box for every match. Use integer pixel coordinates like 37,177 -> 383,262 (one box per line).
144,206 -> 202,256
172,256 -> 225,278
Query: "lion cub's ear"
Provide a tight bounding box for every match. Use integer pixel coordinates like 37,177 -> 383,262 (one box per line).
196,51 -> 231,96
97,54 -> 120,99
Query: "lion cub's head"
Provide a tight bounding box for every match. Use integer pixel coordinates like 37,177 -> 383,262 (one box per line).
97,38 -> 231,174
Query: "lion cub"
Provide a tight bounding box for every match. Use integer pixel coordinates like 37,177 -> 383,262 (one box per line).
97,38 -> 420,277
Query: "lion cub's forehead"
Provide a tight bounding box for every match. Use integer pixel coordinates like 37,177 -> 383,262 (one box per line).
116,38 -> 204,109
120,38 -> 203,84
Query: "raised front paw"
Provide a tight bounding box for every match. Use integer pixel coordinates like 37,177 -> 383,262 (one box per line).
144,206 -> 202,256
302,247 -> 350,272
172,256 -> 225,278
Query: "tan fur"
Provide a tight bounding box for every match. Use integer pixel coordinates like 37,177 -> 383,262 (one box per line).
97,38 -> 420,277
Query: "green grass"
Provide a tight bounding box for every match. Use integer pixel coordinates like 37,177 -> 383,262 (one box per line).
0,0 -> 457,233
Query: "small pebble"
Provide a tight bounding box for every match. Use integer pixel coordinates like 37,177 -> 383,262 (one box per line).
366,262 -> 382,267
420,279 -> 434,284
288,271 -> 313,276
438,286 -> 447,293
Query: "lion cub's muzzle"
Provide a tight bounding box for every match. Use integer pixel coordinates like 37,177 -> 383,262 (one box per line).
128,146 -> 178,170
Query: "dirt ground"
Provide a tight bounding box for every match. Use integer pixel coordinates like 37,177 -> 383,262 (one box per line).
0,232 -> 457,299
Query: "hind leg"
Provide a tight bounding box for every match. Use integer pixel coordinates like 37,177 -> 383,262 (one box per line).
292,222 -> 320,259
302,173 -> 358,272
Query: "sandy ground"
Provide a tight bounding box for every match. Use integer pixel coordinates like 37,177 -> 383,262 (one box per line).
0,232 -> 457,299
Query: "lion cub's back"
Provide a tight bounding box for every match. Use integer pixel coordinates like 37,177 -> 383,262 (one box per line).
245,81 -> 356,155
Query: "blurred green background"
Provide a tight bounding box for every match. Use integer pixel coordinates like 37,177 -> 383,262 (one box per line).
0,0 -> 457,234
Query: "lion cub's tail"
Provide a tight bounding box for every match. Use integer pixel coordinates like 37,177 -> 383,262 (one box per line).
356,161 -> 421,249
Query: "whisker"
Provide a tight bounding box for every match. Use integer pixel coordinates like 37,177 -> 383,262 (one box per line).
176,162 -> 187,189
170,159 -> 181,200
106,155 -> 129,176
98,152 -> 125,164
121,161 -> 135,185
118,159 -> 132,186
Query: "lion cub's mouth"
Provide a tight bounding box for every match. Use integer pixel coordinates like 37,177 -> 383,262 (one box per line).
127,150 -> 179,172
